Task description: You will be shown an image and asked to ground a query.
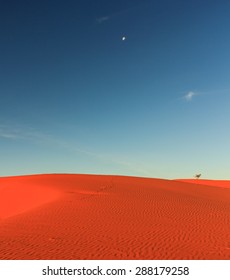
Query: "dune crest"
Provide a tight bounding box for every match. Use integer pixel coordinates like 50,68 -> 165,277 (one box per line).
175,179 -> 230,188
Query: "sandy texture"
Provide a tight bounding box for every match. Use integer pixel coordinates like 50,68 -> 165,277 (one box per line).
0,174 -> 229,260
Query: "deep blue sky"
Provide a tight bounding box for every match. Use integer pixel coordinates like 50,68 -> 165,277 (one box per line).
0,0 -> 230,179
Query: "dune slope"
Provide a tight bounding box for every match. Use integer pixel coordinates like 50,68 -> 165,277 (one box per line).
0,174 -> 229,260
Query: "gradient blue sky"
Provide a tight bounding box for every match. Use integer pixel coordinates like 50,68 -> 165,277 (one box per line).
0,0 -> 230,179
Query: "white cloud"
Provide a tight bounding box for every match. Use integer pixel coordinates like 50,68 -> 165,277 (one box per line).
184,91 -> 196,101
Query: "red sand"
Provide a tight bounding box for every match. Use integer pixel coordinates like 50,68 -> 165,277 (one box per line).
175,179 -> 230,188
0,174 -> 229,260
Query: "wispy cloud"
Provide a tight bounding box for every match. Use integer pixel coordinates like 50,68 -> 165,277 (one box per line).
96,16 -> 110,24
183,91 -> 196,102
96,2 -> 151,25
0,123 -> 60,147
0,133 -> 22,139
0,122 -> 151,176
0,124 -> 27,140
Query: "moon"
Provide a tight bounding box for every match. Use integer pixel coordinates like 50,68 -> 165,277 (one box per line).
122,36 -> 126,41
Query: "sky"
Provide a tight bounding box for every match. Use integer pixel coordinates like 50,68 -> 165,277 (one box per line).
0,0 -> 230,179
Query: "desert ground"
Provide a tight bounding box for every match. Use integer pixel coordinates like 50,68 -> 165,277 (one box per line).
0,174 -> 229,260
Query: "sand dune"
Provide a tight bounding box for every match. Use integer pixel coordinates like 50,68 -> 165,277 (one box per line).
0,174 -> 229,260
175,179 -> 230,188
0,177 -> 60,219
